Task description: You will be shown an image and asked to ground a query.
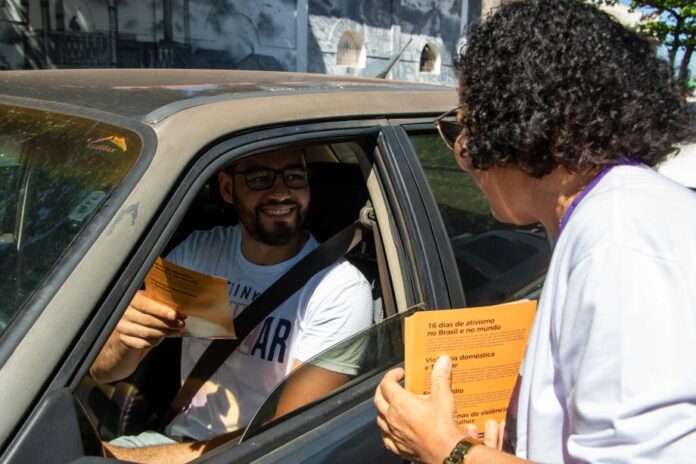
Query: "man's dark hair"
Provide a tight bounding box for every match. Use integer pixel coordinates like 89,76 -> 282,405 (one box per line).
458,0 -> 694,177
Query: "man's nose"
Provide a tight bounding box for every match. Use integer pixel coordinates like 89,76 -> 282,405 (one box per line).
267,172 -> 291,198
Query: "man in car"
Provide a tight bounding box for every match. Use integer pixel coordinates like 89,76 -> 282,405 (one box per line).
91,148 -> 373,462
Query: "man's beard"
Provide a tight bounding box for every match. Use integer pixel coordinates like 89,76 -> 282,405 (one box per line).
233,194 -> 307,246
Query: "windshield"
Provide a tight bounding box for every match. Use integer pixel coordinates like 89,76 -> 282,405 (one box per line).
0,104 -> 142,336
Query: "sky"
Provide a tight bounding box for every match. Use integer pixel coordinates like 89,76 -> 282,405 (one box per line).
614,0 -> 696,78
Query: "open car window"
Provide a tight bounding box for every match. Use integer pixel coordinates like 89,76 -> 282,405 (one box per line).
0,105 -> 142,336
74,133 -> 406,454
407,131 -> 551,306
242,309 -> 408,441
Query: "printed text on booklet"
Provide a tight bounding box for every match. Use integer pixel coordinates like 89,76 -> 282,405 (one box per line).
404,300 -> 536,431
144,257 -> 236,339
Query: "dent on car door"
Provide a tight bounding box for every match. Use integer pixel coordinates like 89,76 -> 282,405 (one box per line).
399,126 -> 552,306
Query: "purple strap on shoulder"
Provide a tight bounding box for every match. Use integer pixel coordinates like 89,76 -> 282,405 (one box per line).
557,159 -> 641,238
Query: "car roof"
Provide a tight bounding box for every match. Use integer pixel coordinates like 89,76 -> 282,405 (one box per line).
0,69 -> 454,124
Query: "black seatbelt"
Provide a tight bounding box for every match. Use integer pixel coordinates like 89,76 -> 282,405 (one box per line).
160,221 -> 364,428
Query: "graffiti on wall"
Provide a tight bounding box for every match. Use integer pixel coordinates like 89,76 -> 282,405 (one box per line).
0,0 -> 469,85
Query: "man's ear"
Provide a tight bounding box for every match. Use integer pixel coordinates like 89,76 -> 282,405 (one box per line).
218,170 -> 234,205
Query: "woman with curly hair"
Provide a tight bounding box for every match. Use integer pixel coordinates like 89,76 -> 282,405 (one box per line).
374,1 -> 696,462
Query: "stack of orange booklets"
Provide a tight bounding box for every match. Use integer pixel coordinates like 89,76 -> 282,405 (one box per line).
404,300 -> 537,432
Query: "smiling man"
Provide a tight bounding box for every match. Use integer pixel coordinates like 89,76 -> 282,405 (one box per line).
91,148 -> 373,462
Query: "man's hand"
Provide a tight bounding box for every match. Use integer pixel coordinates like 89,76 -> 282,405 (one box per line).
116,290 -> 186,350
374,355 -> 464,463
91,290 -> 185,382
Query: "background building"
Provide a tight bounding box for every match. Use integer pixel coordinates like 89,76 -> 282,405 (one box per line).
0,0 -> 484,86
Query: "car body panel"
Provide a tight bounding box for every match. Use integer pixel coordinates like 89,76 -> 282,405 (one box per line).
0,70 -> 458,454
0,69 -> 450,122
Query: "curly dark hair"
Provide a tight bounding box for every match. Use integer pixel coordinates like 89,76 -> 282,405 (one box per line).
458,0 -> 694,177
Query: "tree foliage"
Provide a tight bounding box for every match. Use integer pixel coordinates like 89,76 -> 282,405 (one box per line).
593,1 -> 696,92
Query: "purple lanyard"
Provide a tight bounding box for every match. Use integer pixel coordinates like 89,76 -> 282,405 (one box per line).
557,159 -> 640,238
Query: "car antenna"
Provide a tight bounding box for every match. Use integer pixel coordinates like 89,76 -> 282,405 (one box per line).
374,38 -> 413,79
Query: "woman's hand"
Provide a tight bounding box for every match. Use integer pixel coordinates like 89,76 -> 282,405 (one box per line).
465,420 -> 505,450
374,355 -> 465,463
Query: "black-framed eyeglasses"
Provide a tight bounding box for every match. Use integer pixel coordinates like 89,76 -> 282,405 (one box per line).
231,166 -> 311,191
434,105 -> 464,150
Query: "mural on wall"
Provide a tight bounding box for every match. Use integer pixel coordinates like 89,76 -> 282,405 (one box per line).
0,1 -> 31,69
189,0 -> 295,70
0,0 -> 471,86
308,0 -> 463,84
62,1 -> 97,32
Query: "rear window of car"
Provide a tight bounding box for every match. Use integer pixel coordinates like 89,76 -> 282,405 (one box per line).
0,104 -> 142,336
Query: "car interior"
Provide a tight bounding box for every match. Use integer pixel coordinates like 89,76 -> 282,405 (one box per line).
74,138 -> 397,450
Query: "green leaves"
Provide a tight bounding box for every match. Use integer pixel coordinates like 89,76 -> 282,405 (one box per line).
593,0 -> 696,91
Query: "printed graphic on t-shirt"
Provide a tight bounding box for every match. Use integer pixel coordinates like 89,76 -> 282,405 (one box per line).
228,281 -> 261,314
228,280 -> 293,363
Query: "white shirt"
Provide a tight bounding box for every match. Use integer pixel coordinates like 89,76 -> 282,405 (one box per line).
517,165 -> 696,462
164,225 -> 373,439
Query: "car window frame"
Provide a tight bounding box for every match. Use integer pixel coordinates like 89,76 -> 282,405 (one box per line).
18,119 -> 422,457
394,121 -> 551,307
4,113 -> 457,462
384,120 -> 467,308
194,121 -> 466,459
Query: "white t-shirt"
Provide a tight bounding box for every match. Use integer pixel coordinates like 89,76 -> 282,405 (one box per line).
516,165 -> 696,462
163,225 -> 373,440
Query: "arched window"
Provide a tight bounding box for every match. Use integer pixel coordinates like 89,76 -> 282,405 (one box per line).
337,31 -> 365,68
419,43 -> 441,74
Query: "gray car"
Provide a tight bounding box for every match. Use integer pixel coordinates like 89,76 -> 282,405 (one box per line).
0,69 -> 554,463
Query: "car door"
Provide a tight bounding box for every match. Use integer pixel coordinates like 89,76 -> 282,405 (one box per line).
198,119 -> 552,463
2,110 -> 455,463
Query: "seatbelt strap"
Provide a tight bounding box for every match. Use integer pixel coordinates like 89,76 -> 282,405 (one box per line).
360,206 -> 397,318
160,221 -> 364,428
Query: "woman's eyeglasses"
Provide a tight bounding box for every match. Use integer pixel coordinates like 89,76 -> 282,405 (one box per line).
434,105 -> 464,150
232,166 -> 311,191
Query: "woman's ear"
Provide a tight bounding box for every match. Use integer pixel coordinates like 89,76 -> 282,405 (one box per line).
218,170 -> 234,204
454,135 -> 474,172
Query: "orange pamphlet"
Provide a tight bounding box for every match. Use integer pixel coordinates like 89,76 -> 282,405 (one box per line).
144,257 -> 236,339
404,300 -> 537,432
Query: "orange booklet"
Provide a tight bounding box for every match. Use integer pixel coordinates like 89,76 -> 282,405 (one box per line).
404,300 -> 536,432
144,257 -> 236,339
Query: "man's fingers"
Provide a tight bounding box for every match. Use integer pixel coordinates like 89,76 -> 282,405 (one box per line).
497,421 -> 505,451
123,305 -> 184,331
117,319 -> 180,341
131,291 -> 180,321
118,333 -> 163,350
430,355 -> 453,398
